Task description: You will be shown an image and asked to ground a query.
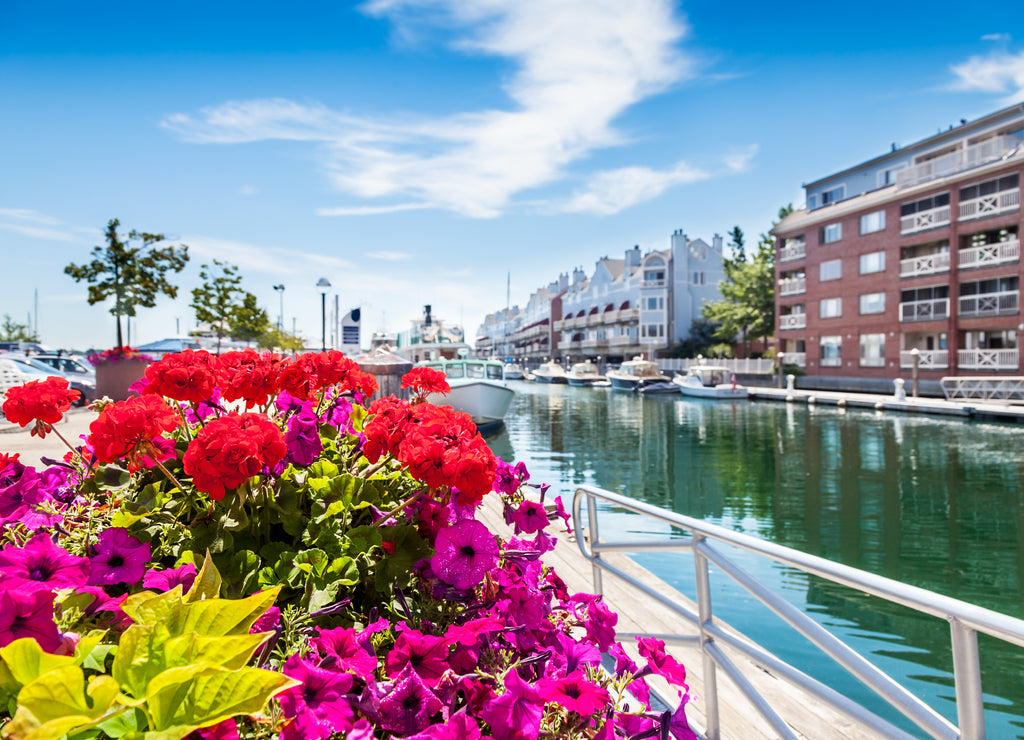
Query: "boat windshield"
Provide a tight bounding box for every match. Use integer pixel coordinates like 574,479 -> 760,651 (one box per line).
487,365 -> 503,380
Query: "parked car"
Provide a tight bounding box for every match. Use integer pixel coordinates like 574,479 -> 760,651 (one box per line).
31,353 -> 97,379
1,353 -> 95,405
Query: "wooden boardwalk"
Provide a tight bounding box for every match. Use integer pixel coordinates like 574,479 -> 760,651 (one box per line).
479,492 -> 887,740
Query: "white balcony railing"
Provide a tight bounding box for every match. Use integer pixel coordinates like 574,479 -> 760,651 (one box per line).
957,348 -> 1020,371
958,290 -> 1019,317
786,352 -> 807,367
580,337 -> 604,349
958,188 -> 1020,222
778,276 -> 806,296
896,136 -> 1021,189
779,314 -> 807,330
899,298 -> 949,322
602,310 -> 619,324
587,313 -> 602,326
619,308 -> 639,322
899,350 -> 949,369
900,205 -> 951,235
899,251 -> 950,278
779,242 -> 806,262
608,334 -> 635,347
958,239 -> 1020,270
642,279 -> 667,288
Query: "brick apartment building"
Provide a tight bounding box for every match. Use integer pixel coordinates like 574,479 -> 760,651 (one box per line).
772,103 -> 1024,390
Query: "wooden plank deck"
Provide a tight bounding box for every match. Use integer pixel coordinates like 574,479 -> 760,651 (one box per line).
479,492 -> 888,739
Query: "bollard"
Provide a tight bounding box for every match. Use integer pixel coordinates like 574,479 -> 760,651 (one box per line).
893,378 -> 906,401
355,346 -> 414,403
777,353 -> 786,389
786,374 -> 795,393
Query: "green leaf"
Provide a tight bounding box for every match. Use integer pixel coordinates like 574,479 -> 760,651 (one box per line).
293,549 -> 328,578
2,666 -> 119,740
0,639 -> 76,693
166,588 -> 281,638
328,556 -> 359,586
184,552 -> 222,603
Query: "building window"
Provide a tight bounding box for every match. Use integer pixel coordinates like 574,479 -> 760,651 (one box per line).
642,324 -> 664,338
820,298 -> 842,318
859,334 -> 886,366
819,259 -> 842,282
819,223 -> 842,244
821,185 -> 845,205
645,297 -> 664,310
960,174 -> 1019,202
878,164 -> 906,188
901,192 -> 950,217
692,271 -> 705,285
859,292 -> 886,314
859,251 -> 885,274
860,210 -> 886,234
820,336 -> 842,366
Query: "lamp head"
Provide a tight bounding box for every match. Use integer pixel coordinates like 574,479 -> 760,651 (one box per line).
316,277 -> 331,294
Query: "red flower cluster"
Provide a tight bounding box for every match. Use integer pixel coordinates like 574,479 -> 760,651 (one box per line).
363,398 -> 496,505
89,395 -> 181,470
144,350 -> 219,404
183,413 -> 287,499
1,377 -> 80,435
278,351 -> 377,401
87,345 -> 152,365
218,349 -> 283,409
401,367 -> 450,398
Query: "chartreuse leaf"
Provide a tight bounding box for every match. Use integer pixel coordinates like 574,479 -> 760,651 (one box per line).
164,587 -> 281,638
120,588 -> 183,626
183,551 -> 222,603
145,666 -> 298,731
111,622 -> 173,701
1,665 -> 119,740
0,639 -> 76,693
161,632 -> 271,673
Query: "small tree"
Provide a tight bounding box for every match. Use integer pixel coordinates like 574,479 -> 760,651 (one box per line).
258,326 -> 304,354
0,314 -> 38,343
229,293 -> 271,346
191,260 -> 251,354
64,219 -> 189,347
666,318 -> 720,358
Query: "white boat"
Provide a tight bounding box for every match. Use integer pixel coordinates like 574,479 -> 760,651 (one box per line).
531,360 -> 568,384
673,365 -> 748,399
606,356 -> 670,392
565,361 -> 604,387
502,362 -> 525,380
420,357 -> 515,432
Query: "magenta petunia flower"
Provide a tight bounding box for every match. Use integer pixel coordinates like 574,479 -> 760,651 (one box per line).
284,407 -> 322,466
481,669 -> 543,740
143,562 -> 197,593
251,605 -> 280,634
537,670 -> 609,716
0,464 -> 47,523
279,654 -> 354,735
637,636 -> 688,688
444,615 -> 504,647
384,626 -> 449,686
431,519 -> 499,591
570,593 -> 618,652
313,626 -> 378,678
510,500 -> 549,535
0,586 -> 61,651
377,664 -> 443,737
0,533 -> 89,591
405,713 -> 487,740
87,527 -> 151,586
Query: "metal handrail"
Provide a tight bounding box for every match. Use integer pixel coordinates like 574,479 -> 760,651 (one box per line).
572,484 -> 1024,740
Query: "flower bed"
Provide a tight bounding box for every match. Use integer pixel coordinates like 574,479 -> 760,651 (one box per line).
89,346 -> 154,402
0,350 -> 694,740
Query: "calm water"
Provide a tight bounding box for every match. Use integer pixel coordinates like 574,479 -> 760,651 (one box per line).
486,382 -> 1024,739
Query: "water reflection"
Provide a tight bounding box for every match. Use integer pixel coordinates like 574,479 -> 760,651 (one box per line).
492,382 -> 1024,738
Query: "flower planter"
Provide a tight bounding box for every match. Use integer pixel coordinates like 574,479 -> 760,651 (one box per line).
94,357 -> 149,401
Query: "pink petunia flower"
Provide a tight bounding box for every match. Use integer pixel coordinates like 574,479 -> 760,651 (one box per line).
405,713 -> 490,739
0,586 -> 61,651
284,407 -> 322,466
431,519 -> 499,591
510,500 -> 548,535
385,626 -> 449,686
637,636 -> 688,688
279,654 -> 354,739
313,626 -> 378,678
87,527 -> 151,586
376,664 -> 443,737
537,670 -> 609,716
0,533 -> 89,591
481,669 -> 543,740
143,562 -> 198,593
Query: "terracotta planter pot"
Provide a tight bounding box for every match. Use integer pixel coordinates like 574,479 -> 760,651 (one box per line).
95,358 -> 149,402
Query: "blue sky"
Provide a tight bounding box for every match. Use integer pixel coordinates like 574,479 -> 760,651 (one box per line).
2,0 -> 1023,350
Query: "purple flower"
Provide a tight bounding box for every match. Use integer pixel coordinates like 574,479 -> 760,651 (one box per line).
285,407 -> 322,466
0,463 -> 48,523
251,605 -> 280,634
87,527 -> 151,586
143,562 -> 197,593
384,626 -> 449,686
406,713 -> 486,740
279,654 -> 354,736
313,627 -> 378,678
537,670 -> 609,716
0,533 -> 89,591
377,664 -> 443,736
481,669 -> 543,740
510,501 -> 548,535
323,396 -> 354,432
431,519 -> 499,591
0,586 -> 61,651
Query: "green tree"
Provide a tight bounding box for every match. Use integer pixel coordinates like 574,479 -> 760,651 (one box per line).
0,314 -> 38,342
727,225 -> 745,264
190,260 -> 255,354
666,318 -> 720,358
64,219 -> 189,347
229,293 -> 271,346
257,326 -> 304,354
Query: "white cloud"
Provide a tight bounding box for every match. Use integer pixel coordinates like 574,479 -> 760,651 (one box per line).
560,161 -> 709,215
315,203 -> 432,217
949,47 -> 1024,103
0,209 -> 79,241
723,144 -> 759,173
162,0 -> 696,218
367,250 -> 412,261
183,235 -> 355,276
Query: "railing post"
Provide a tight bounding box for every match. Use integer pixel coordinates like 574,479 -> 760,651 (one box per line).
586,491 -> 603,595
950,617 -> 986,739
694,536 -> 720,740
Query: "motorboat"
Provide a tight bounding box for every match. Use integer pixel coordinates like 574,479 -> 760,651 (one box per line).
565,361 -> 604,387
502,362 -> 525,380
673,365 -> 748,399
419,357 -> 515,432
638,381 -> 680,395
531,360 -> 568,384
606,356 -> 670,392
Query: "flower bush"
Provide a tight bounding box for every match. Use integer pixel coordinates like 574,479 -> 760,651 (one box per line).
86,345 -> 154,365
0,349 -> 695,740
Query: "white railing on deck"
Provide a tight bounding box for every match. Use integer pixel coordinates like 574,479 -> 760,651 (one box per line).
779,242 -> 806,262
778,277 -> 806,296
899,298 -> 949,322
901,205 -> 951,235
958,189 -> 1020,221
958,290 -> 1019,317
897,136 -> 1021,189
957,348 -> 1019,371
659,358 -> 775,375
573,484 -> 1024,740
785,352 -> 806,367
900,251 -> 950,277
899,350 -> 949,369
942,376 -> 1024,401
958,239 -> 1020,270
779,314 -> 806,330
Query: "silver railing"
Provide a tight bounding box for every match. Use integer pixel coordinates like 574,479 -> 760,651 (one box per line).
572,484 -> 1024,740
942,375 -> 1024,401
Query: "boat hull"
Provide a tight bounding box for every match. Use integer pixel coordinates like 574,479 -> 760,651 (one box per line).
675,381 -> 748,399
566,377 -> 601,387
427,380 -> 515,428
534,374 -> 567,384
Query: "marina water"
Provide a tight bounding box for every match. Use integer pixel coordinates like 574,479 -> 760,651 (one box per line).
486,381 -> 1024,738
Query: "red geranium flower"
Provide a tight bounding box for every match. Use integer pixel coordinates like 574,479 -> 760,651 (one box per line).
218,349 -> 283,409
278,351 -> 378,401
183,412 -> 287,500
1,377 -> 80,436
89,395 -> 182,470
401,367 -> 450,398
144,349 -> 219,404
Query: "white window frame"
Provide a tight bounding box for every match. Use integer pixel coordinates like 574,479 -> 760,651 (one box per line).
820,223 -> 842,244
878,164 -> 907,188
859,251 -> 885,274
820,298 -> 842,319
860,210 -> 886,234
819,259 -> 842,282
859,292 -> 886,315
821,185 -> 846,206
820,335 -> 842,366
859,333 -> 886,367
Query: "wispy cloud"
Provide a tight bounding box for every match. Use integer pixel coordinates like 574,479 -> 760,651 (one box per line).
723,144 -> 758,173
368,250 -> 412,261
560,161 -> 709,215
0,208 -> 79,241
184,235 -> 355,276
949,39 -> 1024,103
162,0 -> 700,218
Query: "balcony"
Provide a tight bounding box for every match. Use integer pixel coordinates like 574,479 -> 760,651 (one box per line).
899,298 -> 949,322
958,348 -> 1019,371
642,278 -> 667,288
602,310 -> 619,324
899,350 -> 949,369
899,252 -> 950,278
778,277 -> 806,297
779,314 -> 806,330
901,205 -> 951,236
779,242 -> 806,262
608,334 -> 636,347
958,238 -> 1020,270
785,352 -> 807,367
618,308 -> 639,322
896,135 -> 1021,190
587,313 -> 602,326
958,188 -> 1020,222
580,337 -> 606,349
958,290 -> 1019,318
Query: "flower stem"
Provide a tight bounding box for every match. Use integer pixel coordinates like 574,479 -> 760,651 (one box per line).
46,422 -> 94,473
373,490 -> 423,527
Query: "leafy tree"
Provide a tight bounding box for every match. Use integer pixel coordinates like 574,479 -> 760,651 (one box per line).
666,318 -> 720,358
64,219 -> 189,347
257,326 -> 304,354
229,293 -> 271,346
191,260 -> 266,354
727,225 -> 745,264
0,314 -> 38,342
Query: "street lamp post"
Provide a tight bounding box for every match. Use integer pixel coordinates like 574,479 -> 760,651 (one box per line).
316,277 -> 331,351
273,284 -> 285,331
